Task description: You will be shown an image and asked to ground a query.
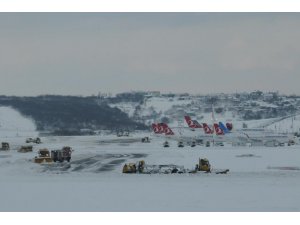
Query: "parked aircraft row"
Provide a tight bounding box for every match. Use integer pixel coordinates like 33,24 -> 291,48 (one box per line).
151,115 -> 294,146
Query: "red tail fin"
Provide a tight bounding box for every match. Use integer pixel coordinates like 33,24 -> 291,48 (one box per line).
185,116 -> 202,128
158,123 -> 174,135
192,120 -> 202,128
214,123 -> 224,135
164,126 -> 175,135
203,123 -> 213,134
151,124 -> 160,134
184,116 -> 193,127
226,122 -> 233,131
157,123 -> 166,134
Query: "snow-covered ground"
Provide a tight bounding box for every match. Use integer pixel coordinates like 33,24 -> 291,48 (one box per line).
0,134 -> 300,212
0,105 -> 299,212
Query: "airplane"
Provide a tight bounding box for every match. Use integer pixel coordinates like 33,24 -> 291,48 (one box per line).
151,122 -> 206,144
152,123 -> 174,135
152,121 -> 227,145
217,122 -> 292,146
184,116 -> 202,129
184,114 -> 249,144
153,108 -> 293,147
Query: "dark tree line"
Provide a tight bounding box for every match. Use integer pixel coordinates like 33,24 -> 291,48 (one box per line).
0,95 -> 147,134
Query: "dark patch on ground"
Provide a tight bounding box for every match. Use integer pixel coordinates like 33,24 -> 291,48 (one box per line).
39,153 -> 147,174
236,154 -> 261,158
267,166 -> 300,171
98,138 -> 143,145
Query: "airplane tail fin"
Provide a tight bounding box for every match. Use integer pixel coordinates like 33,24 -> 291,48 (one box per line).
214,123 -> 224,135
157,123 -> 166,134
203,123 -> 213,134
185,116 -> 202,128
219,122 -> 230,134
192,120 -> 202,128
160,123 -> 174,135
184,116 -> 193,128
151,123 -> 160,134
226,122 -> 233,131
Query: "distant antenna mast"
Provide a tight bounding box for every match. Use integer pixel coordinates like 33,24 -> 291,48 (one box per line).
178,118 -> 184,136
291,116 -> 294,133
211,104 -> 216,123
211,104 -> 216,146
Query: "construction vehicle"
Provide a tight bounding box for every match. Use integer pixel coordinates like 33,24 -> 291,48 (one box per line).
26,137 -> 41,144
18,145 -> 33,153
123,158 -> 229,175
195,158 -> 229,174
122,163 -> 137,173
196,158 -> 211,173
0,142 -> 10,151
51,146 -> 72,162
123,160 -> 185,174
34,149 -> 53,163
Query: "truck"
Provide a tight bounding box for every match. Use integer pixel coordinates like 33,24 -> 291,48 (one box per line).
0,142 -> 10,151
34,149 -> 53,163
51,146 -> 73,162
26,137 -> 41,144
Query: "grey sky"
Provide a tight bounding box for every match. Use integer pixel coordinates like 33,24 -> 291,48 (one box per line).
1,13 -> 300,96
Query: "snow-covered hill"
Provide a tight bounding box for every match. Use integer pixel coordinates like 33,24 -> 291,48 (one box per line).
108,92 -> 300,133
0,106 -> 38,138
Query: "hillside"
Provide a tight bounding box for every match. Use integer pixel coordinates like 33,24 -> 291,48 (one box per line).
105,91 -> 300,133
1,91 -> 300,136
0,95 -> 147,135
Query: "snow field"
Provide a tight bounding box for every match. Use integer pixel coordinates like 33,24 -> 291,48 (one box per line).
0,135 -> 299,211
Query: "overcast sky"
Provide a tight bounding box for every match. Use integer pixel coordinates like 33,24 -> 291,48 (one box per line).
1,13 -> 300,96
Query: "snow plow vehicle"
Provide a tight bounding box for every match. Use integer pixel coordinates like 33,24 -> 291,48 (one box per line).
51,146 -> 72,162
18,145 -> 33,153
122,163 -> 138,173
196,158 -> 211,172
195,158 -> 229,174
122,158 -> 229,175
123,160 -> 185,174
0,142 -> 10,151
26,137 -> 41,144
34,149 -> 53,163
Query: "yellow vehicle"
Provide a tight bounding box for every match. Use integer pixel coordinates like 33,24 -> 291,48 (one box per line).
122,160 -> 145,173
34,149 -> 53,163
197,158 -> 211,172
122,163 -> 137,173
